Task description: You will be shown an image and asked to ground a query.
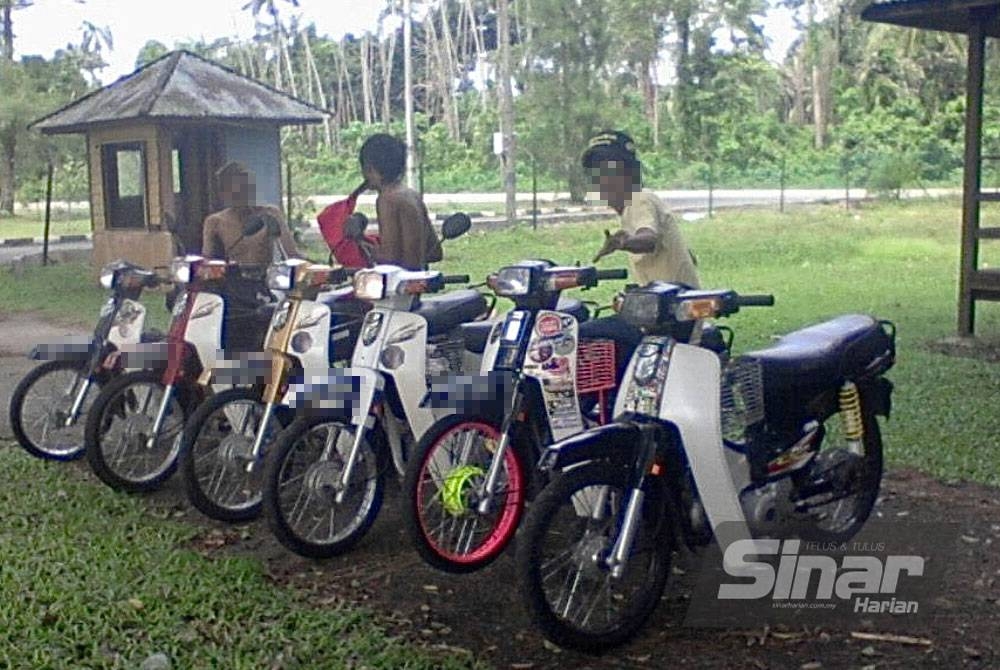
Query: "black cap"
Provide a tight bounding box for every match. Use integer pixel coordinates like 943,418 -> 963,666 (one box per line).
581,130 -> 639,169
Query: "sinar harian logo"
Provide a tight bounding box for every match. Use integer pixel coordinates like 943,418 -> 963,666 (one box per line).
718,539 -> 924,614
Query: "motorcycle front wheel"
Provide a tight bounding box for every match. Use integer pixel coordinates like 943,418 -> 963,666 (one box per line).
404,414 -> 526,573
180,387 -> 283,522
9,359 -> 95,461
84,370 -> 187,492
264,414 -> 383,558
516,463 -> 671,653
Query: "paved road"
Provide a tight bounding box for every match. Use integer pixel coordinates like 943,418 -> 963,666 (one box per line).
2,188 -> 957,266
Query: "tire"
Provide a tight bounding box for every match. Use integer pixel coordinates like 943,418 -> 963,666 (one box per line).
9,359 -> 95,461
795,401 -> 884,544
85,370 -> 187,493
180,387 -> 283,523
264,414 -> 383,558
516,463 -> 672,653
403,413 -> 526,573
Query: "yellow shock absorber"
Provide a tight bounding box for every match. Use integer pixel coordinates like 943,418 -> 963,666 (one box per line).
839,382 -> 864,452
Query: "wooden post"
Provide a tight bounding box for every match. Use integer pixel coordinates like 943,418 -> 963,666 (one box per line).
285,161 -> 293,223
42,161 -> 54,267
958,15 -> 987,337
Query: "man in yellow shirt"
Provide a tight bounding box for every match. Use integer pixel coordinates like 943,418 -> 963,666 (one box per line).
585,130 -> 700,288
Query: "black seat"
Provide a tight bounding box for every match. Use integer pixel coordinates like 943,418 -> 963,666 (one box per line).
744,314 -> 891,389
556,297 -> 590,323
417,289 -> 489,337
461,321 -> 496,354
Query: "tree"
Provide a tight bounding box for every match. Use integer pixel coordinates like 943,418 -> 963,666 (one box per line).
497,0 -> 515,221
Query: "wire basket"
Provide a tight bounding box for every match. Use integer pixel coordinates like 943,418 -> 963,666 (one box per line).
721,357 -> 765,443
576,339 -> 617,394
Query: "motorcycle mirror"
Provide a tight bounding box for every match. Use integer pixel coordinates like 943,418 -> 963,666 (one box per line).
441,213 -> 471,240
344,212 -> 369,240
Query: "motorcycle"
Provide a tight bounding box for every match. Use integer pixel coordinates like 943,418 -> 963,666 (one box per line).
178,259 -> 363,522
516,281 -> 895,651
263,217 -> 495,558
403,259 -> 630,573
84,255 -> 274,493
9,260 -> 161,461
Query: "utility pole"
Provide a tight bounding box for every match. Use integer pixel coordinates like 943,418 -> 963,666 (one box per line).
403,0 -> 416,189
497,0 -> 517,224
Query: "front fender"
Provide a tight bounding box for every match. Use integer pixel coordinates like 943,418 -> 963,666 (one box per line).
422,370 -> 517,424
285,367 -> 383,428
537,421 -> 645,472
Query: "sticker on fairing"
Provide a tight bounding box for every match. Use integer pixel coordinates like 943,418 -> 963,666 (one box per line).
523,310 -> 583,441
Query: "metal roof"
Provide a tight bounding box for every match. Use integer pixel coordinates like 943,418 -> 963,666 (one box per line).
861,1 -> 1000,37
31,50 -> 328,134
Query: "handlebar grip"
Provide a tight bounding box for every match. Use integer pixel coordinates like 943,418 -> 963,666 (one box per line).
737,294 -> 775,307
596,269 -> 628,281
442,274 -> 470,285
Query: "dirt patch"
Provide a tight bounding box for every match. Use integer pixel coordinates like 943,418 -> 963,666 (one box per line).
119,467 -> 1000,670
926,336 -> 1000,363
0,311 -> 88,358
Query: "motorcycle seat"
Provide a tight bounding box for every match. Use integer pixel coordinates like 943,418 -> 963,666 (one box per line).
461,320 -> 496,354
744,315 -> 892,388
417,290 -> 489,337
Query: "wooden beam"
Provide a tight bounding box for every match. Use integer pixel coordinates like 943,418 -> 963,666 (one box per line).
958,13 -> 987,337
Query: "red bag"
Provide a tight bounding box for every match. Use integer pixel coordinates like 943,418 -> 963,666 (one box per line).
317,183 -> 379,268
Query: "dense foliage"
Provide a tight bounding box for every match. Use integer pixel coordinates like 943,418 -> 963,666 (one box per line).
4,0 -> 1000,210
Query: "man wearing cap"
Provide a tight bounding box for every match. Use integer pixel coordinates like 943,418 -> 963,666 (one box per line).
201,161 -> 299,265
584,130 -> 700,289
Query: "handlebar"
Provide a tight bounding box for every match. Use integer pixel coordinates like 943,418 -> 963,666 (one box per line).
442,274 -> 470,285
595,269 -> 628,281
736,294 -> 775,307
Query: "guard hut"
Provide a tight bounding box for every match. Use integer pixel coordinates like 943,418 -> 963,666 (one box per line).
29,50 -> 326,269
862,1 -> 1000,337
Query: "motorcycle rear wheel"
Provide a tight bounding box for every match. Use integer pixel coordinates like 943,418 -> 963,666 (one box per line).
516,463 -> 671,653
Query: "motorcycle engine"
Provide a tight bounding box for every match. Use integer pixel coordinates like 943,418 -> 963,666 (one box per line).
741,478 -> 797,536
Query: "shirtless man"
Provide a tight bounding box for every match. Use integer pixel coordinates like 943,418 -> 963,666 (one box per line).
201,161 -> 299,265
359,134 -> 442,270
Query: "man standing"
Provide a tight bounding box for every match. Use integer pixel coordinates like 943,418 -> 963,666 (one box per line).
201,161 -> 299,265
359,133 -> 442,270
584,130 -> 700,289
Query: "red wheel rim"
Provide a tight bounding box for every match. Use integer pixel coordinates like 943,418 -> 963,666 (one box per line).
414,420 -> 524,565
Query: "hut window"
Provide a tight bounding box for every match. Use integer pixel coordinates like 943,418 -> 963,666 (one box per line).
101,142 -> 148,229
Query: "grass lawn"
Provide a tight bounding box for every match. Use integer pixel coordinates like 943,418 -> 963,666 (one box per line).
1,197 -> 998,666
0,211 -> 92,240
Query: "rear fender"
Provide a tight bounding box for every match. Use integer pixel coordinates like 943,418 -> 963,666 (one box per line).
860,376 -> 893,419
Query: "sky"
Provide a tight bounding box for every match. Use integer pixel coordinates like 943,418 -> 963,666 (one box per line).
11,0 -> 800,85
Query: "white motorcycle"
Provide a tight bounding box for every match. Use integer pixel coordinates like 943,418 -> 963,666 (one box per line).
178,259 -> 364,522
516,281 -> 896,651
9,260 -> 160,460
84,255 -> 274,493
263,224 -> 494,557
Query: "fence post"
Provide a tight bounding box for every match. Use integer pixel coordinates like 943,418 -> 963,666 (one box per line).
708,160 -> 715,219
285,161 -> 293,223
779,156 -> 786,213
42,161 -> 54,267
532,156 -> 538,231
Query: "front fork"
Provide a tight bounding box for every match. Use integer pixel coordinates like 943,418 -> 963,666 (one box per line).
246,400 -> 276,472
604,427 -> 658,579
64,375 -> 93,427
146,384 -> 175,449
476,380 -> 523,515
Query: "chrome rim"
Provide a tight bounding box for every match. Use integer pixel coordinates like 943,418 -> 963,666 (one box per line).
98,381 -> 183,482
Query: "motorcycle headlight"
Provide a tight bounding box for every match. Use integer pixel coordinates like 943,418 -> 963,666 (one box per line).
492,266 -> 533,297
99,268 -> 117,290
267,263 -> 296,291
170,256 -> 201,285
354,270 -> 387,301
